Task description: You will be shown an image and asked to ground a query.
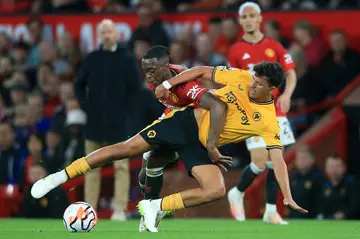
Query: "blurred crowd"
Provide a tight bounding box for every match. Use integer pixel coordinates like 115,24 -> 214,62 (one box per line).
1,0 -> 360,13
0,0 -> 359,219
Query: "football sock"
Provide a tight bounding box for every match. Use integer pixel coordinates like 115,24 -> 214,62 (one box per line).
161,193 -> 185,211
145,167 -> 164,199
236,162 -> 264,192
138,168 -> 146,194
65,157 -> 91,179
266,168 -> 279,206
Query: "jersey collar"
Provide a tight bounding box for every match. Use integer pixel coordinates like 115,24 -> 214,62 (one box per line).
250,96 -> 274,105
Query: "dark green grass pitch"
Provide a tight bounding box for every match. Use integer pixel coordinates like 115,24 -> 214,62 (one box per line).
0,219 -> 359,239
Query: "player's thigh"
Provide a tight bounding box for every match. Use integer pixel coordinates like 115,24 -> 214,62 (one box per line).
245,137 -> 268,169
278,116 -> 296,146
113,134 -> 152,158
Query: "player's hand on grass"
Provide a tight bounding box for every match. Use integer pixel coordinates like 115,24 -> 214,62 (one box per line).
276,94 -> 291,113
206,146 -> 232,171
283,198 -> 308,214
155,84 -> 170,102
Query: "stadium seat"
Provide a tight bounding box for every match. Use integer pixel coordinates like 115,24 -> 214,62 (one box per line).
0,185 -> 22,217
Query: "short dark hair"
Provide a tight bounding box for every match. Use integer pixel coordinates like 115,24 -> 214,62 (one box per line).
26,17 -> 43,28
330,29 -> 346,37
253,62 -> 285,88
266,19 -> 281,31
208,16 -> 222,25
143,45 -> 169,60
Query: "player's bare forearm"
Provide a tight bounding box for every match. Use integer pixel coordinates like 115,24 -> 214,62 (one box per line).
168,66 -> 214,87
198,92 -> 227,148
269,149 -> 292,199
283,69 -> 297,97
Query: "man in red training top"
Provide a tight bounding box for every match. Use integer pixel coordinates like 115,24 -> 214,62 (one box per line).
138,45 -> 230,231
226,1 -> 297,224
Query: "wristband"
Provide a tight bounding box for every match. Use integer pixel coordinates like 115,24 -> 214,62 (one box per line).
162,80 -> 172,90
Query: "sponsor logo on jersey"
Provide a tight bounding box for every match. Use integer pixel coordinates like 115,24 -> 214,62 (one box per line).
186,85 -> 204,100
242,53 -> 250,60
225,91 -> 250,126
265,48 -> 275,57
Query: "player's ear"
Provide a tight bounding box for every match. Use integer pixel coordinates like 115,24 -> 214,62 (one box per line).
269,86 -> 276,95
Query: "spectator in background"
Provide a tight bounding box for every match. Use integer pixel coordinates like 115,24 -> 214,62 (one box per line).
264,20 -> 291,49
0,122 -> 24,185
133,34 -> 152,77
11,41 -> 30,71
289,145 -> 323,219
24,133 -> 46,185
39,41 -> 71,76
169,42 -> 186,65
62,109 -> 86,168
128,5 -> 170,51
177,0 -> 222,11
319,30 -> 360,99
186,33 -> 228,67
57,32 -> 83,74
26,18 -> 43,68
326,0 -> 358,9
36,62 -> 54,91
0,32 -> 10,57
222,0 -> 241,10
207,17 -> 222,46
42,74 -> 61,118
27,93 -> 51,135
257,0 -> 280,10
19,163 -> 68,218
9,82 -> 28,108
76,19 -> 142,220
52,81 -> 75,129
44,127 -> 63,174
13,105 -> 32,156
317,155 -> 360,220
293,20 -> 327,68
177,24 -> 196,60
0,56 -> 13,83
213,17 -> 240,58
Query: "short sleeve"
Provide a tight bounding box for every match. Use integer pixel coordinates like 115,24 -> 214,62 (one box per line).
273,41 -> 296,72
177,80 -> 208,106
260,120 -> 282,150
212,66 -> 252,87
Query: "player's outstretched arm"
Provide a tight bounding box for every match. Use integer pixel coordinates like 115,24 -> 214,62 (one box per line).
198,92 -> 232,170
269,148 -> 308,214
155,66 -> 214,99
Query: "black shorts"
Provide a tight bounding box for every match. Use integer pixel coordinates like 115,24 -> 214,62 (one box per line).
139,108 -> 214,176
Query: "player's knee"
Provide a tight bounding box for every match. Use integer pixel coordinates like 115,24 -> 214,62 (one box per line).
202,180 -> 226,202
251,155 -> 267,170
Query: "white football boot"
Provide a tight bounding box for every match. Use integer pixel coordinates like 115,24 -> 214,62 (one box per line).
31,171 -> 67,199
227,187 -> 246,221
137,200 -> 160,232
263,211 -> 289,225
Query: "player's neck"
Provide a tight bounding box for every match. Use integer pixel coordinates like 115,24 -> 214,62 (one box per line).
251,95 -> 273,104
243,31 -> 264,44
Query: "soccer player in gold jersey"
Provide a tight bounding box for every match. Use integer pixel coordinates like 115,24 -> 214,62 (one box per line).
30,62 -> 306,232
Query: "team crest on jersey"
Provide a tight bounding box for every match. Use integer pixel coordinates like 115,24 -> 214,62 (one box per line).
252,112 -> 261,121
169,93 -> 179,102
265,48 -> 275,57
147,130 -> 156,138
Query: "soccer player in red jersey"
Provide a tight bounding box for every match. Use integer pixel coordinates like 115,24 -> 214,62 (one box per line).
226,2 -> 297,224
138,45 -> 230,231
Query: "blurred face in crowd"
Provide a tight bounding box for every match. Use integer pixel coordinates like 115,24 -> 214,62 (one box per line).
27,95 -> 44,120
59,82 -> 74,104
330,32 -> 347,53
239,6 -> 262,34
134,40 -> 152,60
46,131 -> 61,149
137,6 -> 153,27
0,57 -> 13,78
293,24 -> 311,45
196,33 -> 212,59
295,146 -> 315,174
38,63 -> 53,88
14,106 -> 29,126
258,0 -> 273,9
28,20 -> 42,45
177,25 -> 194,46
12,47 -> 28,63
325,156 -> 345,183
0,123 -> 15,150
99,20 -> 117,50
170,42 -> 185,64
0,33 -> 8,54
222,18 -> 239,41
28,134 -> 44,155
208,22 -> 221,43
65,98 -> 80,113
29,165 -> 47,183
264,21 -> 279,41
40,41 -> 57,62
142,58 -> 173,87
43,75 -> 59,97
10,88 -> 27,106
58,32 -> 74,55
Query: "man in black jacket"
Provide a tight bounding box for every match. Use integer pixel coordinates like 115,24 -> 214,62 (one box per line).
75,19 -> 142,220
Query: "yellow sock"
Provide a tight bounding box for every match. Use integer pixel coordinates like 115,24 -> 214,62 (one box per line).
65,157 -> 91,179
161,193 -> 185,211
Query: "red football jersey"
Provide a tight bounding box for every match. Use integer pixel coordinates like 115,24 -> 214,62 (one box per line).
228,37 -> 295,117
148,64 -> 207,115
